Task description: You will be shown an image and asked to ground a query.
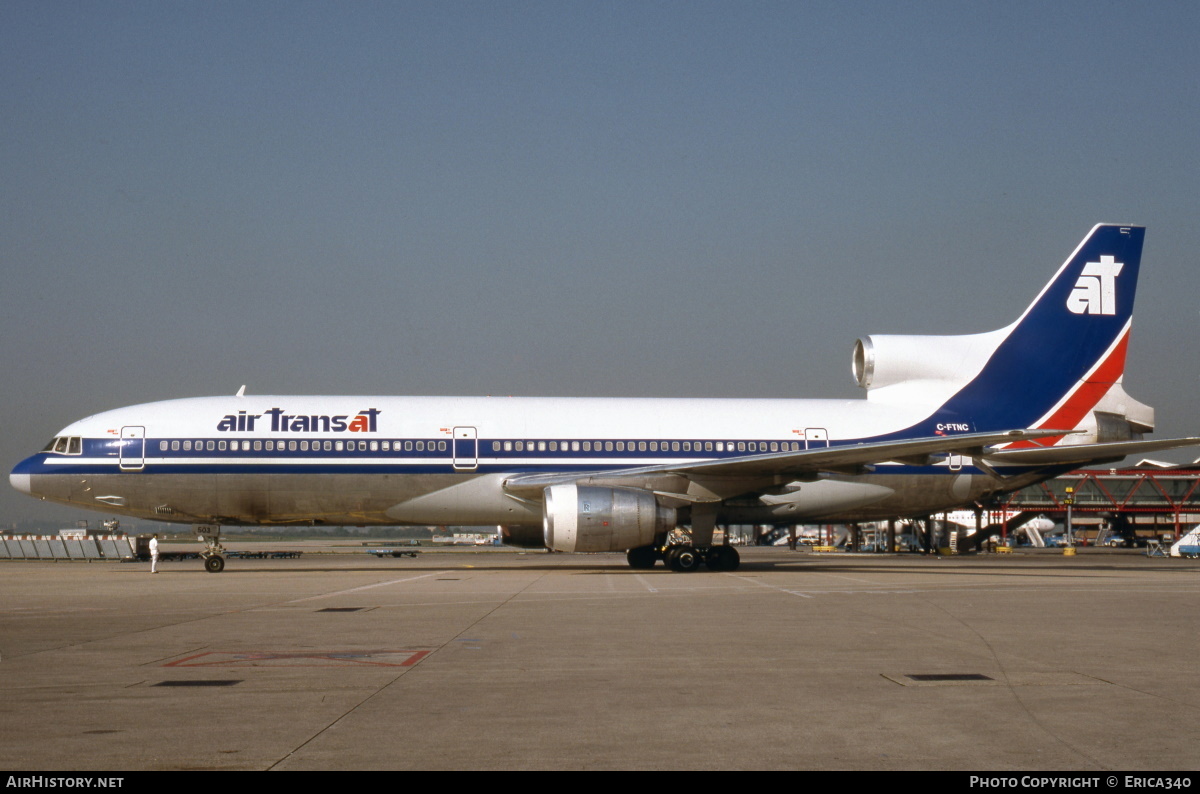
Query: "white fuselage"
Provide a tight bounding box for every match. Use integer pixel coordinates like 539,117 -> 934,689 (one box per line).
12,393 -> 1016,528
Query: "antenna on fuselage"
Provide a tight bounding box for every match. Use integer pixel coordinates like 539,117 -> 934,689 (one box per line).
236,385 -> 246,398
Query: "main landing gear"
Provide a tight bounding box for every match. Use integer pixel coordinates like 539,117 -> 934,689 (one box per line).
195,524 -> 227,573
626,508 -> 740,572
625,544 -> 740,572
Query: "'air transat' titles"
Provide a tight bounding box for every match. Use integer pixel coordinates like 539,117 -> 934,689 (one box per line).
216,408 -> 382,433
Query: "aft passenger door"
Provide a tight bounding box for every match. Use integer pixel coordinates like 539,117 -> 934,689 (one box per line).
119,426 -> 145,470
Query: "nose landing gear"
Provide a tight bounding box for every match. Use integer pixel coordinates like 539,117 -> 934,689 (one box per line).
195,524 -> 227,573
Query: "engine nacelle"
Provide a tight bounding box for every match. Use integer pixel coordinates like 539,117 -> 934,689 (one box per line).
543,484 -> 676,553
852,329 -> 1006,402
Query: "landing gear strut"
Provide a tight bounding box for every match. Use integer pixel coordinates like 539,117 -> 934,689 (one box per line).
195,524 -> 227,573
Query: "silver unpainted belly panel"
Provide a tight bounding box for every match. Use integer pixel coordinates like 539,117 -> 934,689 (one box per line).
27,466 -> 1034,529
30,471 -> 524,526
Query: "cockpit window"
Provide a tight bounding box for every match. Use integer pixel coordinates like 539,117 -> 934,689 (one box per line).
45,436 -> 83,455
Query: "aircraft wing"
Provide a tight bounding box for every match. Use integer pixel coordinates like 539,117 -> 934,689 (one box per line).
982,437 -> 1200,467
502,428 -> 1067,498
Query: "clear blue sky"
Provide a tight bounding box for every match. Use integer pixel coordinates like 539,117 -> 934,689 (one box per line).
3,0 -> 1198,523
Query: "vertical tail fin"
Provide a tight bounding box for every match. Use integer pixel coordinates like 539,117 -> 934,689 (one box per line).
940,224 -> 1147,440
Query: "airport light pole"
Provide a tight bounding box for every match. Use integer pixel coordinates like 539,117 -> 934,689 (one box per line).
1064,486 -> 1074,547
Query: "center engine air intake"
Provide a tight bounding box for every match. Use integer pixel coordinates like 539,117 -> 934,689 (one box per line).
852,329 -> 1008,402
543,484 -> 676,553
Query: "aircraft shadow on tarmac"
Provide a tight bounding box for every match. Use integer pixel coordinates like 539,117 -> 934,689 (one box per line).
135,554 -> 1200,578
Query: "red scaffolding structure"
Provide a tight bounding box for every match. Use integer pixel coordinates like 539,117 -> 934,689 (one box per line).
995,467 -> 1200,539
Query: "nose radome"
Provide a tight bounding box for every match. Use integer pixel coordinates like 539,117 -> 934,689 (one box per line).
10,471 -> 31,495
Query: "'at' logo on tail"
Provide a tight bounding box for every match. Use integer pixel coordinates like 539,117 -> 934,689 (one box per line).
1066,255 -> 1123,316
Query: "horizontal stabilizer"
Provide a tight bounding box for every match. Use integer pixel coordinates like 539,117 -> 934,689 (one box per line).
983,437 -> 1200,466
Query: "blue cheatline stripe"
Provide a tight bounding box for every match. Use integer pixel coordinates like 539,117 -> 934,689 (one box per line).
65,436 -> 824,463
19,452 -> 1012,478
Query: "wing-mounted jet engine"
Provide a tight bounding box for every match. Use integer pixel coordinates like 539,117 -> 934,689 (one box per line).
543,484 -> 676,553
